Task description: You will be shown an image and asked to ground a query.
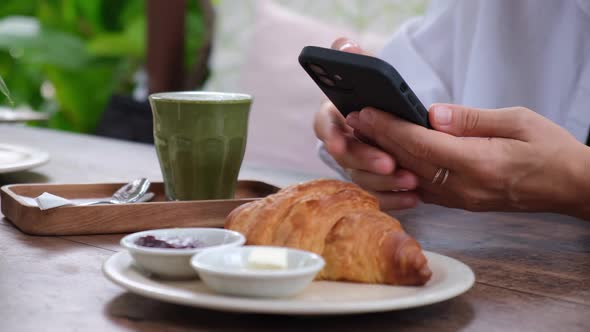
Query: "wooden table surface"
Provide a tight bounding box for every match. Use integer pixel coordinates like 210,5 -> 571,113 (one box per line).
1,125 -> 589,332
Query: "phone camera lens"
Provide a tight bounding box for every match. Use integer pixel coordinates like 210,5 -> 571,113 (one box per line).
319,76 -> 336,87
309,64 -> 326,75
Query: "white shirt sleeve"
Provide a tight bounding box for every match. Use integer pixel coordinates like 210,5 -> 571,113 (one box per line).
378,0 -> 458,107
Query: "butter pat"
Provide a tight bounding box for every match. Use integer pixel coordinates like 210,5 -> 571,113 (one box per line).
247,247 -> 288,270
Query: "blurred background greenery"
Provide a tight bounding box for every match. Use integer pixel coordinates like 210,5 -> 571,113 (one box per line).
0,73 -> 11,104
0,0 -> 206,133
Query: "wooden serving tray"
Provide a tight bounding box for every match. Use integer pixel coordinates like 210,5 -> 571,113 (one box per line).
0,181 -> 279,236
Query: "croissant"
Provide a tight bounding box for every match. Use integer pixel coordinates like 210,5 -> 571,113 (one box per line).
225,179 -> 432,286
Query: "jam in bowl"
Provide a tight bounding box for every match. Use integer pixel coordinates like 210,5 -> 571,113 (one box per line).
120,228 -> 245,279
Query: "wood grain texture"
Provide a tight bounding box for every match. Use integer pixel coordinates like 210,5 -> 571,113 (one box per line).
0,125 -> 589,332
393,205 -> 590,306
1,181 -> 278,235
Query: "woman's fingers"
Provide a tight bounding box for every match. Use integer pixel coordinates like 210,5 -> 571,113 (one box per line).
331,37 -> 370,55
314,101 -> 350,155
315,102 -> 395,174
336,139 -> 394,174
429,104 -> 536,140
348,107 -> 482,181
371,190 -> 420,211
349,110 -> 441,180
350,168 -> 418,191
346,168 -> 421,211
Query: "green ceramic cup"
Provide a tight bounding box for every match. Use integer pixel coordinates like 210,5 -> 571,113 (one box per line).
149,91 -> 252,200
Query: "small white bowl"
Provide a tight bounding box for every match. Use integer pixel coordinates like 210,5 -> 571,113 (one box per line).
190,246 -> 325,298
120,228 -> 245,279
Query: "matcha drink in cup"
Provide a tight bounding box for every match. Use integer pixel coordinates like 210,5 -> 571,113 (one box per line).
149,91 -> 251,200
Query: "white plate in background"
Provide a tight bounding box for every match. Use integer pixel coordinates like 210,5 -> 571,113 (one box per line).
0,107 -> 49,123
0,144 -> 49,173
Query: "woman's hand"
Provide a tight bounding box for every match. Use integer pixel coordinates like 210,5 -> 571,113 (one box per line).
314,38 -> 420,209
346,104 -> 590,218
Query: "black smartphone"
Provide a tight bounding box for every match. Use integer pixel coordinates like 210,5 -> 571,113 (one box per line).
298,46 -> 430,128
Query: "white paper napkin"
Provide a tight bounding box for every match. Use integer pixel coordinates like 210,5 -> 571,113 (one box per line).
35,192 -> 72,210
22,192 -> 155,210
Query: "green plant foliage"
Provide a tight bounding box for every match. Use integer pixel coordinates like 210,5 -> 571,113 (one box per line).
0,18 -> 91,69
185,0 -> 205,70
87,16 -> 145,58
0,0 -> 206,133
44,62 -> 117,132
0,74 -> 13,105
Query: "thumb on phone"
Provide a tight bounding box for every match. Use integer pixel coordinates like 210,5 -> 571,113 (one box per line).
429,104 -> 533,140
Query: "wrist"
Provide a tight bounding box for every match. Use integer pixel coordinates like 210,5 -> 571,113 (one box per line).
565,144 -> 590,220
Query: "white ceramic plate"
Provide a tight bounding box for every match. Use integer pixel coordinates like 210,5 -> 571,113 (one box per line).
103,250 -> 475,315
0,108 -> 49,123
0,143 -> 50,174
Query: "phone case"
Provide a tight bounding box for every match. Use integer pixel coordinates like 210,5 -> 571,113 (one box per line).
298,46 -> 430,128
